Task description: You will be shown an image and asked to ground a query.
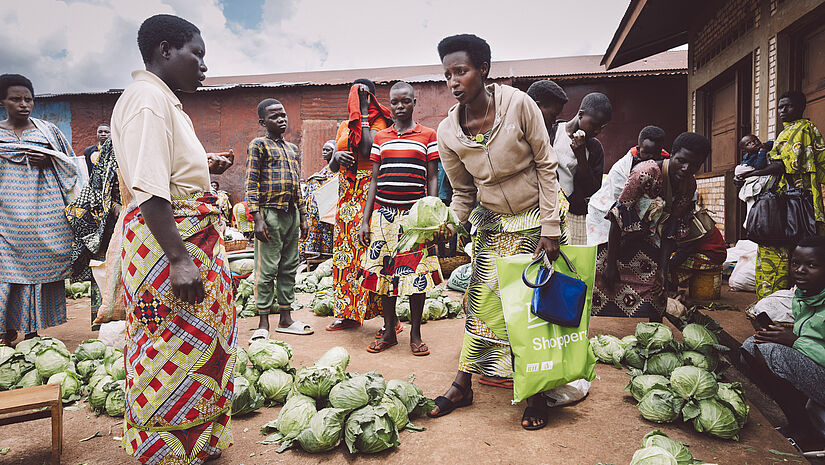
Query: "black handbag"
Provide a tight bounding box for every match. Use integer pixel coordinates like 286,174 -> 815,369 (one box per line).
521,250 -> 587,328
745,175 -> 817,247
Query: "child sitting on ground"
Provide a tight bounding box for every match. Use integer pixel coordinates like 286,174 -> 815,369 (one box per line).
741,235 -> 825,452
246,98 -> 312,340
359,81 -> 442,356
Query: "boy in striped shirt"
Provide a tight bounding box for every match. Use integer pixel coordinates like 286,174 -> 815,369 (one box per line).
359,81 -> 442,356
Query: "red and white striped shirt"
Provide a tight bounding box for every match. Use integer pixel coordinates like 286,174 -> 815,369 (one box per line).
371,123 -> 439,209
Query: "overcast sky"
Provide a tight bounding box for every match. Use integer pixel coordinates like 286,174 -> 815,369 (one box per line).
1,0 -> 630,94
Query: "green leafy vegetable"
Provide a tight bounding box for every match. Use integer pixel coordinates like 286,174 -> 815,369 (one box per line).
47,371 -> 82,402
329,372 -> 386,410
256,369 -> 293,404
681,350 -> 718,372
248,339 -> 292,371
232,375 -> 265,416
234,348 -> 249,375
35,345 -> 71,379
626,374 -> 670,402
635,322 -> 674,354
669,366 -> 718,401
74,340 -> 107,361
395,196 -> 468,253
644,352 -> 682,377
275,393 -> 317,444
715,382 -> 749,428
294,365 -> 345,400
691,399 -> 740,440
629,445 -> 678,465
105,382 -> 126,417
315,346 -> 350,372
590,334 -> 625,367
641,430 -> 695,465
379,393 -> 409,430
344,405 -> 400,454
295,408 -> 348,453
682,324 -> 728,356
638,389 -> 684,423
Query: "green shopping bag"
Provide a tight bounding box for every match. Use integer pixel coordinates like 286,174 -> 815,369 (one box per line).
497,245 -> 597,403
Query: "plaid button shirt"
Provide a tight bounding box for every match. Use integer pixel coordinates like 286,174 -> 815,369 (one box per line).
245,135 -> 305,216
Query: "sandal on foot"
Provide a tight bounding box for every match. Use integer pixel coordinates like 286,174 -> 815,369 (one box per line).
275,321 -> 313,335
248,328 -> 269,343
478,376 -> 513,389
427,382 -> 473,418
410,342 -> 429,356
521,406 -> 548,430
367,339 -> 398,353
375,324 -> 403,339
326,319 -> 360,331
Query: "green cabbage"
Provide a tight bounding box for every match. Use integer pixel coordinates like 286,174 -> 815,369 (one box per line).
105,382 -> 126,417
623,347 -> 647,370
692,399 -> 740,440
445,299 -> 462,318
682,324 -> 725,356
15,369 -> 42,389
35,346 -> 71,379
318,276 -> 333,290
234,348 -> 249,375
669,366 -> 718,401
295,408 -> 348,453
329,372 -> 385,410
638,389 -> 684,423
424,299 -> 447,320
344,405 -> 400,454
256,369 -> 293,404
635,322 -> 674,354
276,392 -> 317,442
380,393 -> 409,430
681,350 -> 718,372
629,445 -> 678,465
89,375 -> 115,412
396,301 -> 411,322
626,374 -> 670,402
715,382 -> 749,428
76,359 -> 102,381
386,379 -> 423,415
74,339 -> 107,361
88,365 -> 110,391
232,375 -> 264,416
244,366 -> 261,385
621,335 -> 638,349
13,338 -> 42,358
48,371 -> 82,402
248,339 -> 292,371
644,352 -> 682,377
0,346 -> 15,360
395,196 -> 468,253
294,364 -> 345,399
641,430 -> 695,465
0,353 -> 33,390
105,352 -> 125,381
590,334 -> 625,367
311,293 -> 335,316
315,346 -> 350,372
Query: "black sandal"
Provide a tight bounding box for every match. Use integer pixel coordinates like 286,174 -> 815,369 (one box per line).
427,381 -> 473,418
521,405 -> 548,430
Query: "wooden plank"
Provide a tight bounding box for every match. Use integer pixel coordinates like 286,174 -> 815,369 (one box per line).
0,409 -> 52,426
0,384 -> 61,415
51,401 -> 62,463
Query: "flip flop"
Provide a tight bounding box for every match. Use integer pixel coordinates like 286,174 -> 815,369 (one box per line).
410,342 -> 430,356
375,324 -> 404,339
366,340 -> 398,353
427,382 -> 473,418
326,319 -> 360,331
478,376 -> 514,389
275,321 -> 314,335
248,328 -> 269,343
521,405 -> 548,430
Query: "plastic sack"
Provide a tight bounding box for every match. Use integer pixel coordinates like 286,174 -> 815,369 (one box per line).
541,379 -> 592,408
98,320 -> 126,350
746,288 -> 794,323
498,245 -> 597,403
728,249 -> 756,292
447,263 -> 472,293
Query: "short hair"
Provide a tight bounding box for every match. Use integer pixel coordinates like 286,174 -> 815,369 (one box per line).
390,81 -> 414,96
580,92 -> 612,120
638,126 -> 665,146
796,235 -> 825,262
437,34 -> 492,77
211,180 -> 219,188
779,90 -> 807,113
353,78 -> 376,94
137,14 -> 200,64
672,131 -> 711,160
526,80 -> 568,105
257,98 -> 282,119
97,123 -> 110,129
0,74 -> 34,100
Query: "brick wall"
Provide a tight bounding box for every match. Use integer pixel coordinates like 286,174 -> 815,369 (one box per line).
754,46 -> 762,136
767,35 -> 778,138
692,0 -> 760,70
696,175 -> 727,236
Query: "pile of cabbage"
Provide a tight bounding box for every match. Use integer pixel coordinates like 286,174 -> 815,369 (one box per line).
234,276 -> 257,318
395,196 -> 468,253
0,337 -> 126,417
296,259 -> 335,316
232,338 -> 295,415
591,323 -> 748,441
258,346 -> 434,455
396,287 -> 463,322
623,430 -> 717,465
64,280 -> 92,299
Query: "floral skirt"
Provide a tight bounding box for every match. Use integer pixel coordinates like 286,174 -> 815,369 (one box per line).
332,170 -> 381,322
360,206 -> 442,297
592,235 -> 665,318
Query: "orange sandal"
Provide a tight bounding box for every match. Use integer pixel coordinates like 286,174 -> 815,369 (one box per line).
410,342 -> 430,356
375,324 -> 403,339
367,340 -> 398,353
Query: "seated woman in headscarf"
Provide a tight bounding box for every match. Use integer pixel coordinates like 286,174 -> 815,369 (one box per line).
300,140 -> 336,258
0,73 -> 78,346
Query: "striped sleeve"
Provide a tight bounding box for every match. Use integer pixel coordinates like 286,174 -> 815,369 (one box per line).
370,142 -> 382,163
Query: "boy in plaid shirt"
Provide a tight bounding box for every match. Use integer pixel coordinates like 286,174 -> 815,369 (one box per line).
246,98 -> 312,338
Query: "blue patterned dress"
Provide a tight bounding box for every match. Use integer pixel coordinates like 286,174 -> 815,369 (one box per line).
0,127 -> 73,335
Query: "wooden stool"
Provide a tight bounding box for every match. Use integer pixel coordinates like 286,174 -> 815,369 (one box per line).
0,383 -> 62,464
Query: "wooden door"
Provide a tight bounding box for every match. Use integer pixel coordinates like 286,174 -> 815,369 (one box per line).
709,79 -> 738,172
799,23 -> 825,132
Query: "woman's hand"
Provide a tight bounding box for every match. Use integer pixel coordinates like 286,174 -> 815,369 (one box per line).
432,223 -> 455,244
533,236 -> 560,261
27,151 -> 51,169
359,220 -> 371,247
169,256 -> 205,304
207,150 -> 233,174
570,130 -> 586,155
755,325 -> 798,347
333,151 -> 354,169
358,84 -> 371,111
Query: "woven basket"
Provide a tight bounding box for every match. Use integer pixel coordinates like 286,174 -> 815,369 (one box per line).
439,254 -> 471,278
225,239 -> 250,252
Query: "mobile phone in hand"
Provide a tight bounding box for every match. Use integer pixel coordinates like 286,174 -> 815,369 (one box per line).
755,312 -> 775,329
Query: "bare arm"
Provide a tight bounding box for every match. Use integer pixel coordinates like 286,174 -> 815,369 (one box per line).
427,159 -> 439,197
139,197 -> 204,304
739,160 -> 784,179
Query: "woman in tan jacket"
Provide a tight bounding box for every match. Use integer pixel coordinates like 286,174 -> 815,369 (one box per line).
428,34 -> 564,430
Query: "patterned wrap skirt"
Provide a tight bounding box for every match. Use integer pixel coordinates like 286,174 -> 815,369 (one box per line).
458,197 -> 568,377
121,192 -> 236,465
592,235 -> 665,319
756,245 -> 791,299
360,206 -> 443,297
332,170 -> 381,322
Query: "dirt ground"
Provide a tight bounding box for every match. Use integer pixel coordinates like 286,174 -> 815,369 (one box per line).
0,290 -> 807,465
